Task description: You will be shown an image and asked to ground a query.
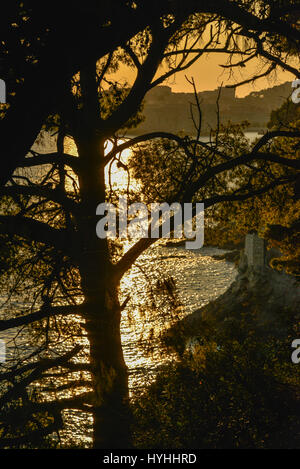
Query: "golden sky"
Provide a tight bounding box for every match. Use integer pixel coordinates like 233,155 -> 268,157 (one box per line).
116,54 -> 296,97
168,54 -> 296,97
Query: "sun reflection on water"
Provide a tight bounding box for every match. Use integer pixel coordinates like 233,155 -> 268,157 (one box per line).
62,136 -> 237,387
1,134 -> 237,446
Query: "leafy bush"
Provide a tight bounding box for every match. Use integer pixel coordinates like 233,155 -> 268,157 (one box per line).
133,312 -> 300,449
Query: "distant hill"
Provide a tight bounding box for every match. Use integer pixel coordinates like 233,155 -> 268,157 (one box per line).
132,82 -> 293,136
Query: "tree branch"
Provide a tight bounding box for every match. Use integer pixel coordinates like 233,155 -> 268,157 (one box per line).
202,175 -> 298,208
0,185 -> 79,213
18,153 -> 80,173
0,215 -> 77,253
0,304 -> 84,331
105,131 -> 193,164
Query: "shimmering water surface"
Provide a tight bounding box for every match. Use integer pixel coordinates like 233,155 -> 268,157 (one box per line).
120,244 -> 237,388
61,244 -> 236,446
0,243 -> 237,446
0,132 -> 240,445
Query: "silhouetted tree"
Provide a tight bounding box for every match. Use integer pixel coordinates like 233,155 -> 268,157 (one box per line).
0,2 -> 299,448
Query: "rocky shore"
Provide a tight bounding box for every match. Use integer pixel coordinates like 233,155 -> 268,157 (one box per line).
163,243 -> 300,353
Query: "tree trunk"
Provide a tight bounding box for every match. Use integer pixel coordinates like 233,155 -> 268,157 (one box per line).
73,62 -> 131,448
84,278 -> 131,449
77,154 -> 131,447
76,124 -> 131,448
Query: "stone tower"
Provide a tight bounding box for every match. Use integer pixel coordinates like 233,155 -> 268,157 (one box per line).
244,233 -> 265,267
0,79 -> 6,103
